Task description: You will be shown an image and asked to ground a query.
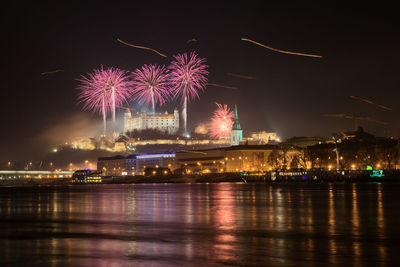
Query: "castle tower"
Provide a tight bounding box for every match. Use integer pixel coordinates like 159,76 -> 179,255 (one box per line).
174,108 -> 179,128
123,108 -> 131,133
230,105 -> 243,146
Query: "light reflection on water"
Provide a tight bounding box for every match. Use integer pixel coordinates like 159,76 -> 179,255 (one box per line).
0,183 -> 400,266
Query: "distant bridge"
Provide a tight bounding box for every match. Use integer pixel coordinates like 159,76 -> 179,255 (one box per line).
0,170 -> 74,179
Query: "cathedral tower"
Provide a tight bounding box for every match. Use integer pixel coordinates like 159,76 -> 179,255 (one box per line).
230,105 -> 243,146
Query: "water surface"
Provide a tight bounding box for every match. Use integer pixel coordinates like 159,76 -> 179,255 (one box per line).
1,183 -> 399,266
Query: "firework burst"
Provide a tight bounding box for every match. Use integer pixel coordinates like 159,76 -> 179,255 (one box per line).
208,103 -> 234,139
168,51 -> 208,134
76,66 -> 131,135
130,64 -> 170,114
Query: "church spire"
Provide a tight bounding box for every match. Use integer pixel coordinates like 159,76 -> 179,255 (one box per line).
232,105 -> 241,130
230,104 -> 243,146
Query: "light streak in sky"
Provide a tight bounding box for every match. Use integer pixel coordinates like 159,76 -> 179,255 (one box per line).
117,38 -> 167,58
181,150 -> 207,155
207,83 -> 238,90
168,51 -> 209,134
321,113 -> 388,125
227,72 -> 256,80
350,96 -> 392,111
130,64 -> 170,114
41,69 -> 64,75
241,37 -> 322,58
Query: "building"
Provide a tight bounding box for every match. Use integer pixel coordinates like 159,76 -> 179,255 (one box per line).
175,148 -> 226,173
71,170 -> 102,183
136,153 -> 175,172
126,154 -> 137,175
284,136 -> 326,148
97,155 -> 127,176
230,105 -> 243,146
247,131 -> 279,144
176,144 -> 299,173
124,109 -> 179,134
97,153 -> 176,176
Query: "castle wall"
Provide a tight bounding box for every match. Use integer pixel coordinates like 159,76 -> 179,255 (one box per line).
124,110 -> 179,134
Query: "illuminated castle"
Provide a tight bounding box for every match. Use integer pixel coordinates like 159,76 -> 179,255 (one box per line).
124,109 -> 179,134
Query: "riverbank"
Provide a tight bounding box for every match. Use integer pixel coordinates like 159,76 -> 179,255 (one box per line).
1,172 -> 400,186
0,175 -> 244,187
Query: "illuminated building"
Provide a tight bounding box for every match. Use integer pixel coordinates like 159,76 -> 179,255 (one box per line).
284,136 -> 326,148
70,137 -> 96,150
124,108 -> 179,134
97,153 -> 175,176
71,170 -> 102,183
247,131 -> 280,144
97,155 -> 127,176
176,145 -> 298,173
126,154 -> 137,175
136,153 -> 175,172
230,105 -> 243,146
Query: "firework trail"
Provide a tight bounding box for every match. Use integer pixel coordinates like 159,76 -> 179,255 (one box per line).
207,83 -> 238,90
241,38 -> 322,58
227,72 -> 256,80
208,103 -> 234,139
321,114 -> 388,125
131,64 -> 170,114
168,51 -> 209,134
41,69 -> 64,76
181,150 -> 207,155
76,66 -> 132,135
117,38 -> 167,58
350,96 -> 392,111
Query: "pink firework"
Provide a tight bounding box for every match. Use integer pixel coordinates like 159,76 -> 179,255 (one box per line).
130,64 -> 169,114
76,66 -> 132,135
208,103 -> 234,139
168,51 -> 209,133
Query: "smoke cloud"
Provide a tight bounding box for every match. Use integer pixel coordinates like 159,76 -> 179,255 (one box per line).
195,123 -> 208,135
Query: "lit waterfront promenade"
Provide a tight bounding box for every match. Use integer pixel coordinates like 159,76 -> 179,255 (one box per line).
0,170 -> 74,179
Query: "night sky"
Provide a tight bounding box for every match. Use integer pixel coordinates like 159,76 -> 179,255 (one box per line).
1,2 -> 399,161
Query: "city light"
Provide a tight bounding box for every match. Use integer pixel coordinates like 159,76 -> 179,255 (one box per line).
1,4 -> 398,267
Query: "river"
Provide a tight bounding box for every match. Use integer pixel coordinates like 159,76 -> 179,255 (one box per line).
1,183 -> 399,266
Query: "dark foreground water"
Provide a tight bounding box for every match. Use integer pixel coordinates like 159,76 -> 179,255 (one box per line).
1,183 -> 400,266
